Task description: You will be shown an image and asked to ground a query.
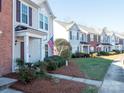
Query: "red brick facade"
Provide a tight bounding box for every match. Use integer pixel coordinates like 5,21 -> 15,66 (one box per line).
0,0 -> 13,75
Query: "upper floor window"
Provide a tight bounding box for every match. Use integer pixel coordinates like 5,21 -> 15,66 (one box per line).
82,34 -> 84,41
0,0 -> 2,12
16,0 -> 32,26
77,32 -> 79,40
70,31 -> 72,40
22,4 -> 28,24
39,13 -> 43,29
45,16 -> 48,30
90,34 -> 94,41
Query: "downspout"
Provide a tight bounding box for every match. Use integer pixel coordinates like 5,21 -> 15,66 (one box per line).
12,0 -> 15,72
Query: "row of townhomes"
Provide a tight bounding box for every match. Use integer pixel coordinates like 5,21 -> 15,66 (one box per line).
0,0 -> 55,75
0,0 -> 124,76
54,20 -> 124,54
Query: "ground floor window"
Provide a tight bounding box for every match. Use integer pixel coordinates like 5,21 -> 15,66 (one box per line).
45,44 -> 48,58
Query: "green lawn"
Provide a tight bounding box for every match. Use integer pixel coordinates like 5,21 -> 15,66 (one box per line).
73,58 -> 112,80
81,86 -> 98,93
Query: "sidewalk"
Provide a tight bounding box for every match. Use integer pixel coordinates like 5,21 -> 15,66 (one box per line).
49,74 -> 102,87
98,61 -> 124,93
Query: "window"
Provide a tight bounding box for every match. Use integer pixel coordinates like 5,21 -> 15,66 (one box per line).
44,16 -> 48,30
82,34 -> 84,41
77,32 -> 79,40
16,0 -> 21,22
45,44 -> 48,57
90,34 -> 94,41
70,31 -> 72,40
39,13 -> 43,29
22,4 -> 28,24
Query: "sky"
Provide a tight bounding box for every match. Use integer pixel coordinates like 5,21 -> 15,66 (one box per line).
48,0 -> 124,32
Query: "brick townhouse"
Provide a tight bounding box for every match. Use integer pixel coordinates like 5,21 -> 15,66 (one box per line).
0,0 -> 55,75
0,0 -> 12,75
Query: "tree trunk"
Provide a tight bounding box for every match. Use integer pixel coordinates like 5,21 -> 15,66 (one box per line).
66,60 -> 68,66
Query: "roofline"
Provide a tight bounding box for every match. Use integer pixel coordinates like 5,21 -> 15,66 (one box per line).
37,0 -> 56,18
21,0 -> 39,8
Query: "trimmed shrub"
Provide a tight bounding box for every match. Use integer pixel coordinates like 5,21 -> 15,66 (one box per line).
113,50 -> 121,54
72,52 -> 90,58
90,52 -> 97,58
108,52 -> 116,55
98,51 -> 109,56
33,61 -> 47,74
16,59 -> 34,84
46,61 -> 58,71
44,56 -> 66,71
18,65 -> 35,84
16,58 -> 24,68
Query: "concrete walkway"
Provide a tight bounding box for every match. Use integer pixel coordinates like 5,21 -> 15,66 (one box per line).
1,88 -> 23,93
49,74 -> 102,87
0,77 -> 23,93
99,61 -> 124,93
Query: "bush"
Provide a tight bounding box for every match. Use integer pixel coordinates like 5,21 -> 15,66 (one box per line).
72,52 -> 90,58
46,61 -> 58,71
113,50 -> 121,54
98,51 -> 109,56
108,52 -> 116,55
16,59 -> 53,83
44,56 -> 66,71
16,58 -> 24,68
33,61 -> 49,78
33,61 -> 47,74
90,52 -> 97,58
18,65 -> 35,84
16,59 -> 35,84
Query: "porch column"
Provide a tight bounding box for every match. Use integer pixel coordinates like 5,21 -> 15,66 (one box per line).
24,34 -> 29,63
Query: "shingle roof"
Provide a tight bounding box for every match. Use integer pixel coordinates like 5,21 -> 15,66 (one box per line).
115,33 -> 124,39
55,20 -> 124,38
78,25 -> 102,34
55,20 -> 75,30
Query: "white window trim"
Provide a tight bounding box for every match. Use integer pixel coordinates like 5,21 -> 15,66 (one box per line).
20,2 -> 29,25
38,11 -> 49,31
39,13 -> 44,29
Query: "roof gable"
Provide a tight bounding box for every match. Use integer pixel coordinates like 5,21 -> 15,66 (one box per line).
37,0 -> 55,18
68,23 -> 80,31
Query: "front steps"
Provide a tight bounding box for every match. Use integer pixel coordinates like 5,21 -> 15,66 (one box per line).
0,77 -> 23,93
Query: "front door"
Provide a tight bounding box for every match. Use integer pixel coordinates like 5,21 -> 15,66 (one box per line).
20,42 -> 24,61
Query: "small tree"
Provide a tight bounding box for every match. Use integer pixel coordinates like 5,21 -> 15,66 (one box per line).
55,39 -> 72,66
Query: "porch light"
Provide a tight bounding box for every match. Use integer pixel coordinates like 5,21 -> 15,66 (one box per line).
15,40 -> 18,45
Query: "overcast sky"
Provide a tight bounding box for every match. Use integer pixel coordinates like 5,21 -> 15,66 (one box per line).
48,0 -> 124,32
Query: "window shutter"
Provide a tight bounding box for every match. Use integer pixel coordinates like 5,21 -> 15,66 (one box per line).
29,7 -> 32,26
88,34 -> 90,42
0,0 -> 2,12
16,0 -> 21,22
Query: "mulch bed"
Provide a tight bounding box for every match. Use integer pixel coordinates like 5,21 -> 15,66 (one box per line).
4,73 -> 85,93
49,61 -> 85,78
